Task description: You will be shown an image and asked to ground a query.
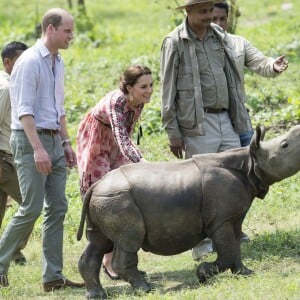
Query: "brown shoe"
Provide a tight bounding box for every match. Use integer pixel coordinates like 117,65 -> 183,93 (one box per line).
43,278 -> 85,292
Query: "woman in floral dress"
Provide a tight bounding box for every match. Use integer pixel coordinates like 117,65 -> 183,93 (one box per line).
76,64 -> 153,279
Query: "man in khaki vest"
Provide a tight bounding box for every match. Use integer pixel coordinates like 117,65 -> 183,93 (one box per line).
160,0 -> 288,260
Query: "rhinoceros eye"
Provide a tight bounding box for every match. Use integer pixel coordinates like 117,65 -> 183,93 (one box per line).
281,141 -> 289,149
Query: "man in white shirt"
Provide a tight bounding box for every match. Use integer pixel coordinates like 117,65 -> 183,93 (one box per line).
0,8 -> 84,292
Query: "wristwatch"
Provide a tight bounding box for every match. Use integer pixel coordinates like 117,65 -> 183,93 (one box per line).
61,138 -> 71,147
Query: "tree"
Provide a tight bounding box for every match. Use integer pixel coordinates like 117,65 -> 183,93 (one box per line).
227,0 -> 241,34
67,0 -> 85,10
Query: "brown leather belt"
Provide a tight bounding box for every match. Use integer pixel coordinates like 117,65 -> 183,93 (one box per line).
37,129 -> 59,135
204,107 -> 228,114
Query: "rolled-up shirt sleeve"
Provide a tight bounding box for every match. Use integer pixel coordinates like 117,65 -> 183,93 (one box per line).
10,56 -> 38,120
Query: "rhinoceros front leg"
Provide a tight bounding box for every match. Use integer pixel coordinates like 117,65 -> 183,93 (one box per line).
112,247 -> 151,293
78,242 -> 107,299
197,221 -> 253,283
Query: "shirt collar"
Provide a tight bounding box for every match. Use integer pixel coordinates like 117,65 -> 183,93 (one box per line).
187,24 -> 215,42
36,39 -> 61,61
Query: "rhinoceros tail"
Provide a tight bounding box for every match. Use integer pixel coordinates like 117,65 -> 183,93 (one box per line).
77,186 -> 94,241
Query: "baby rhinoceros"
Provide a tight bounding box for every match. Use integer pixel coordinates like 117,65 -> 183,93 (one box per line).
77,124 -> 300,299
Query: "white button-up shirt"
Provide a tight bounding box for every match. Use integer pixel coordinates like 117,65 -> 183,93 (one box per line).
10,39 -> 66,130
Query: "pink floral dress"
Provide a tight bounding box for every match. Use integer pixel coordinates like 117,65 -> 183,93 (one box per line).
76,89 -> 143,195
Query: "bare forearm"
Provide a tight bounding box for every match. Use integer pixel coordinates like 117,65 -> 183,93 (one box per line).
59,115 -> 69,140
20,115 -> 44,151
59,115 -> 77,168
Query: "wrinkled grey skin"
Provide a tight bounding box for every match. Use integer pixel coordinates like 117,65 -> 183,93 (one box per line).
77,124 -> 300,299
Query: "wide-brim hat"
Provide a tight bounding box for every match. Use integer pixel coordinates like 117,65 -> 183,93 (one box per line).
176,0 -> 216,10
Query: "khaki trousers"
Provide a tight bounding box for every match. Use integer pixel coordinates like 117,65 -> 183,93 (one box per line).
183,111 -> 240,158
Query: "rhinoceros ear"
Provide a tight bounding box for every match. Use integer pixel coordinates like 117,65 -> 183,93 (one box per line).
250,124 -> 265,152
259,124 -> 265,141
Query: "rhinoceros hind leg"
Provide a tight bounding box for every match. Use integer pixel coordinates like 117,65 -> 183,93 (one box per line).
79,242 -> 106,299
112,248 -> 151,293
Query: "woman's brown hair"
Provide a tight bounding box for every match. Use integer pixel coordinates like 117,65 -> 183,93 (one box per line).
119,64 -> 152,94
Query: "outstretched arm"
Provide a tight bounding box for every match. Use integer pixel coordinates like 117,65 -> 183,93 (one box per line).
273,55 -> 288,73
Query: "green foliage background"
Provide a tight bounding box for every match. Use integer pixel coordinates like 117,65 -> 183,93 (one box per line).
0,0 -> 299,299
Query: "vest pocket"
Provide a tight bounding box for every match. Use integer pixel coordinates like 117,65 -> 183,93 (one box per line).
176,91 -> 196,129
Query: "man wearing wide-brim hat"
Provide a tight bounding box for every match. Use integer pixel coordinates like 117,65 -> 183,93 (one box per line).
160,0 -> 253,260
161,0 -> 252,159
176,0 -> 218,10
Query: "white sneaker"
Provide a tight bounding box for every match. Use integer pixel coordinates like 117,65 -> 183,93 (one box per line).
192,238 -> 214,261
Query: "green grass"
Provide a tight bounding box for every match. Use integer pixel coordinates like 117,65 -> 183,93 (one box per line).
0,0 -> 299,299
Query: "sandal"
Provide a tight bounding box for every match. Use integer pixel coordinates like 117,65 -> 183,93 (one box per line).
103,266 -> 120,280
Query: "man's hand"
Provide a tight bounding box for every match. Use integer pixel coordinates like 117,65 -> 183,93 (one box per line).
63,144 -> 77,168
273,55 -> 288,73
34,148 -> 52,175
169,138 -> 185,159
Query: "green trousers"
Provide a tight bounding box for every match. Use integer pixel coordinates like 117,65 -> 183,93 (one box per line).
0,130 -> 68,283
